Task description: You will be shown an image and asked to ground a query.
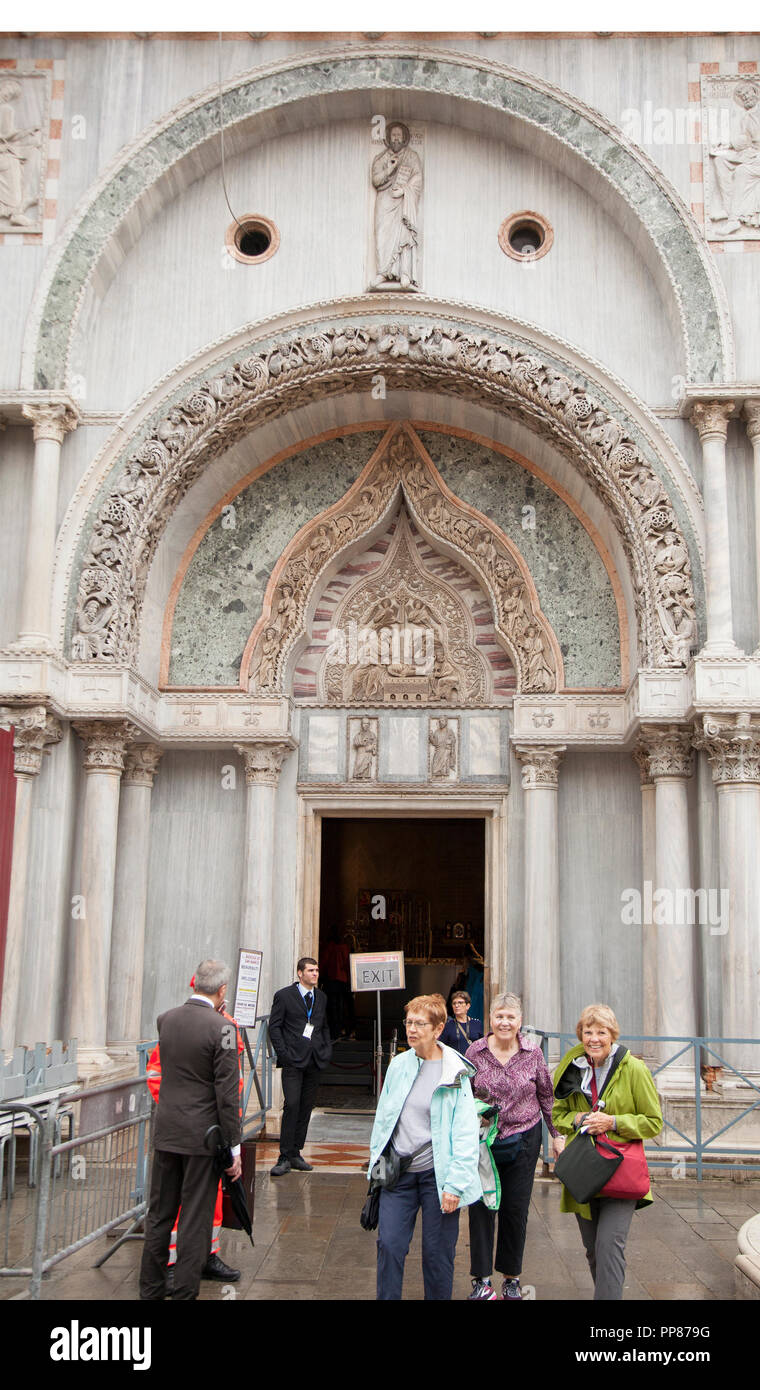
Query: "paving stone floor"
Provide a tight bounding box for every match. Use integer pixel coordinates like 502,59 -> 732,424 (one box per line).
1,1146 -> 754,1301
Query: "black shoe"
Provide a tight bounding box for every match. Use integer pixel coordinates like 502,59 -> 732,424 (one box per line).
289,1155 -> 314,1172
270,1156 -> 291,1176
201,1253 -> 241,1282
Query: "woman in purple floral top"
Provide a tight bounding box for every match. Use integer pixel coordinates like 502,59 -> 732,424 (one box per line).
464,991 -> 565,1301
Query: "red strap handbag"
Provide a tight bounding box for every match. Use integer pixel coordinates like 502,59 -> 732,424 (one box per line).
590,1071 -> 651,1202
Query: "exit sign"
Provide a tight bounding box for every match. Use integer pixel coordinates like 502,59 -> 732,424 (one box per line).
350,951 -> 406,992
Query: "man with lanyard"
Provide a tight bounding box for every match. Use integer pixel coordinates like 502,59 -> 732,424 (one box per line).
268,957 -> 333,1176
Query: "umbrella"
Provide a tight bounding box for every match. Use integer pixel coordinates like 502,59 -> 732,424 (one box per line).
204,1124 -> 254,1246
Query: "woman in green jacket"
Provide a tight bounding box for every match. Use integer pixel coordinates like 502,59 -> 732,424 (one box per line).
552,1003 -> 662,1301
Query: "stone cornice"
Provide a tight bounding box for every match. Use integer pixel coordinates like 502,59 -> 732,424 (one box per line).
693,713 -> 760,786
678,384 -> 760,418
0,391 -> 81,429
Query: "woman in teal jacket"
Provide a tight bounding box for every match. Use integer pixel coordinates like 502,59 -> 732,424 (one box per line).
368,992 -> 481,1300
552,1003 -> 663,1301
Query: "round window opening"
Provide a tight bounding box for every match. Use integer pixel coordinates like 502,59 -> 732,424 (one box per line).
498,211 -> 553,263
225,214 -> 280,265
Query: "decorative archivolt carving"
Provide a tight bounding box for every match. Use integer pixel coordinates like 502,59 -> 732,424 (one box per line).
249,427 -> 559,698
70,320 -> 697,671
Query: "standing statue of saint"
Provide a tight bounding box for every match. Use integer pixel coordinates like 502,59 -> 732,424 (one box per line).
429,716 -> 457,779
352,717 -> 377,780
370,121 -> 422,291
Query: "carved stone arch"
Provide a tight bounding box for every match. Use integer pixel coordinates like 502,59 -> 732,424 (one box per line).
243,425 -> 562,697
25,44 -> 731,391
68,315 -> 700,673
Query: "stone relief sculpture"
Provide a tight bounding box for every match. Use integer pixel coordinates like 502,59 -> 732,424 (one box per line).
351,717 -> 378,779
429,716 -> 457,779
370,121 -> 422,290
708,80 -> 760,237
0,77 -> 44,231
71,328 -> 697,674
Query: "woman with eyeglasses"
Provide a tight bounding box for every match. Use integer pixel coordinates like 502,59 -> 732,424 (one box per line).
368,993 -> 482,1300
441,990 -> 484,1057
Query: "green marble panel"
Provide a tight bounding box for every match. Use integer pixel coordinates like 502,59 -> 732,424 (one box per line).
420,431 -> 622,688
168,431 -> 383,686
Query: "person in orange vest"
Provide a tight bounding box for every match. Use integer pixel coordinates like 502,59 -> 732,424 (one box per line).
146,974 -> 245,1284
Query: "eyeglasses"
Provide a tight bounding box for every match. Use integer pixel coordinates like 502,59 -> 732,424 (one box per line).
405,1018 -> 433,1030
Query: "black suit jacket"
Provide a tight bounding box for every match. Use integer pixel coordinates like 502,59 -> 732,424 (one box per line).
268,983 -> 332,1071
153,997 -> 241,1155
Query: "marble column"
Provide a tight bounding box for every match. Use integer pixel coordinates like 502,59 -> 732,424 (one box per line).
745,402 -> 760,653
0,707 -> 61,1053
16,402 -> 78,650
69,720 -> 131,1073
691,401 -> 737,655
637,726 -> 697,1073
632,745 -> 657,1046
107,744 -> 163,1050
694,714 -> 760,1077
514,744 -> 565,1055
234,741 -> 294,1013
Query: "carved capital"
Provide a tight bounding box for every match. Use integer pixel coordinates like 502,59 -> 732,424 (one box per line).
234,740 -> 294,787
691,400 -> 735,442
22,401 -> 79,445
693,713 -> 760,785
0,705 -> 62,777
122,742 -> 163,788
73,719 -> 133,774
514,743 -> 566,788
631,744 -> 654,786
637,724 -> 694,780
744,401 -> 760,445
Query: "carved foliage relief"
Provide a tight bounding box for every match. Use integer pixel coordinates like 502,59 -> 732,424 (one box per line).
70,321 -> 697,672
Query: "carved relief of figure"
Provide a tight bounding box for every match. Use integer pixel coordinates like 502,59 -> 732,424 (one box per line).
370,122 -> 422,290
0,79 -> 42,229
524,626 -> 555,693
653,529 -> 689,576
88,522 -> 123,569
274,583 -> 297,634
709,81 -> 760,235
429,716 -> 457,778
351,661 -> 384,702
657,599 -> 696,665
251,625 -> 280,690
72,595 -> 117,660
352,717 -> 377,779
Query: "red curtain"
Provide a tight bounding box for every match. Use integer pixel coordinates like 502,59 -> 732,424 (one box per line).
0,727 -> 17,1013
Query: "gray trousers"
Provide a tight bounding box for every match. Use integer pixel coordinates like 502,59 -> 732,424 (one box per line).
576,1198 -> 635,1301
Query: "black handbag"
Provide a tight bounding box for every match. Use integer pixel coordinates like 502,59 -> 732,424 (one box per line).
360,1185 -> 381,1231
553,1130 -> 624,1204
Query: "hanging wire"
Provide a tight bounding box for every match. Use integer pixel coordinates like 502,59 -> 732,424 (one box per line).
218,31 -> 241,229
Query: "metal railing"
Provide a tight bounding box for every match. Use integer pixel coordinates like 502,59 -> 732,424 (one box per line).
530,1030 -> 760,1180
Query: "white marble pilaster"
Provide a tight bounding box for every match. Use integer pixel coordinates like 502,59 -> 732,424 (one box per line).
0,707 -> 61,1053
638,726 -> 697,1072
694,715 -> 760,1076
632,745 -> 657,1046
69,721 -> 131,1073
15,403 -> 78,650
691,401 -> 738,655
107,744 -> 163,1050
514,744 -> 565,1055
745,403 -> 760,653
234,741 -> 294,1011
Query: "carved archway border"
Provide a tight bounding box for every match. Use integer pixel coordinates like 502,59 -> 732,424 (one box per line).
25,44 -> 731,390
241,424 -> 564,696
69,317 -> 698,674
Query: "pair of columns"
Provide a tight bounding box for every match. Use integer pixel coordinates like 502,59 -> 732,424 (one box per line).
691,399 -> 760,653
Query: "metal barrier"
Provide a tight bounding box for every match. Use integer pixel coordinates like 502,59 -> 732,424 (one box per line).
137,1014 -> 274,1141
529,1030 -> 760,1180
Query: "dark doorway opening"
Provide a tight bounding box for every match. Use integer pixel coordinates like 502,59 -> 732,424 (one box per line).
316,817 -> 486,1108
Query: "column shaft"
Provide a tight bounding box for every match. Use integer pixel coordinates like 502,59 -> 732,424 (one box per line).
515,745 -> 564,1050
107,746 -> 162,1046
692,402 -> 736,653
235,742 -> 294,1014
17,404 -> 77,649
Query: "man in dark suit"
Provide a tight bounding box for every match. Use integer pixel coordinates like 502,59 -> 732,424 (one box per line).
268,957 -> 332,1176
139,959 -> 242,1300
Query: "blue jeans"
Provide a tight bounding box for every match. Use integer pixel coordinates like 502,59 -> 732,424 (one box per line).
376,1168 -> 460,1300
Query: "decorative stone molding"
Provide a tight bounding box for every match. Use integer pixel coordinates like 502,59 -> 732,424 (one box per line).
745,401 -> 760,443
24,46 -> 730,391
73,719 -> 134,774
693,713 -> 760,785
690,400 -> 735,442
514,743 -> 566,787
233,739 -> 295,786
0,704 -> 62,777
122,742 -> 163,788
637,724 -> 694,780
70,341 -> 698,678
21,400 -> 79,444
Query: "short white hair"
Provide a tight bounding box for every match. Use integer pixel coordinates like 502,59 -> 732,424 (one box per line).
194,959 -> 230,996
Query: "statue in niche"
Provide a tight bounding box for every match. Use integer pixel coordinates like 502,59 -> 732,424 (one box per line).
524,625 -> 555,693
709,81 -> 760,235
429,716 -> 457,779
0,78 -> 42,230
352,717 -> 377,780
251,625 -> 280,690
72,594 -> 117,660
370,121 -> 422,291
